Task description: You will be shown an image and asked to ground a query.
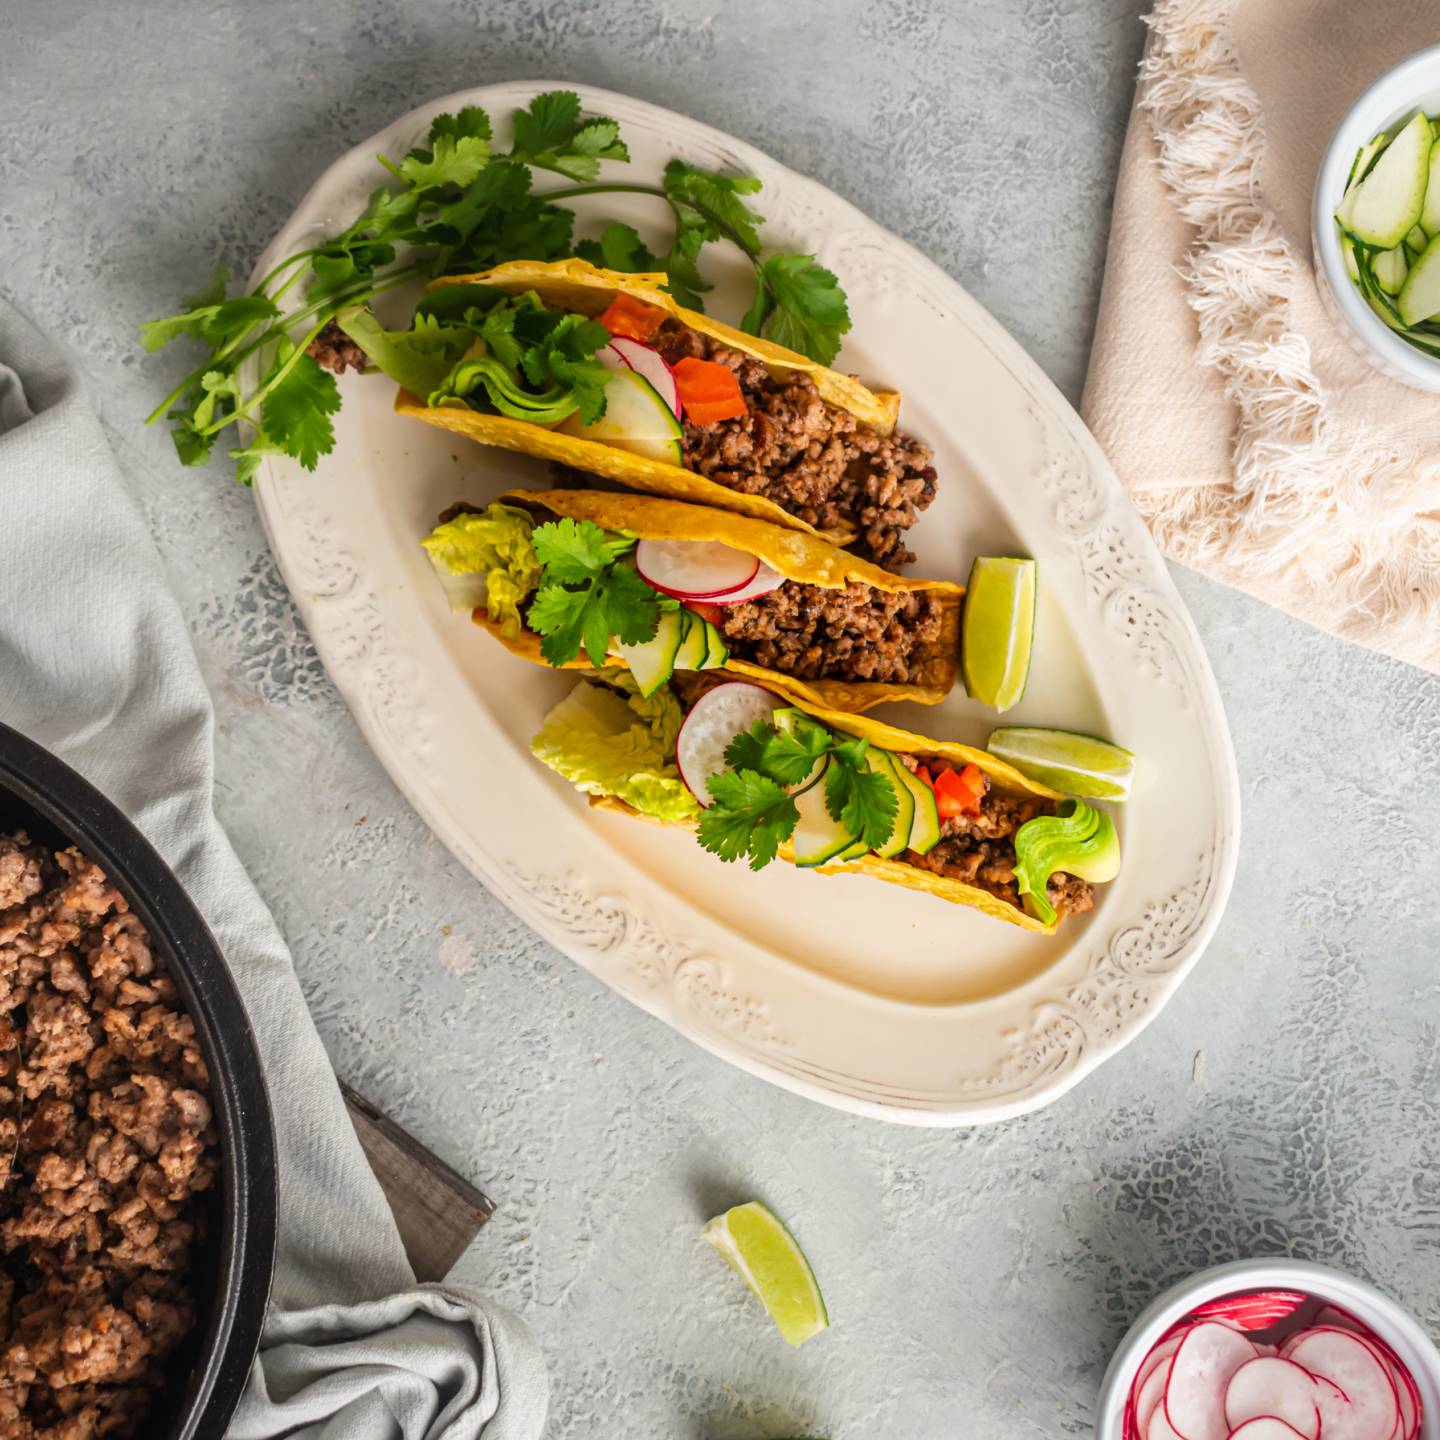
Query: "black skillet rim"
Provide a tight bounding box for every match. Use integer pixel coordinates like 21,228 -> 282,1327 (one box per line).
0,719 -> 277,1438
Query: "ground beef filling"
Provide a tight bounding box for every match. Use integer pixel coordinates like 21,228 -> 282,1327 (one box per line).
899,762 -> 1095,920
307,320 -> 368,376
716,581 -> 943,685
654,320 -> 937,570
0,833 -> 217,1439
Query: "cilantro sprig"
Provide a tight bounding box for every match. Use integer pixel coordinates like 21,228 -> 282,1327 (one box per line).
524,518 -> 672,668
697,716 -> 898,870
141,90 -> 853,484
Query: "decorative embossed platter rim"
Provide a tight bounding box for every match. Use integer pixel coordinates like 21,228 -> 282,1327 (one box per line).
249,81 -> 1241,1125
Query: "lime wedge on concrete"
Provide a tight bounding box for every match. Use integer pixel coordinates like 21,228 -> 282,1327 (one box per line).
987,726 -> 1136,801
702,1201 -> 828,1347
962,557 -> 1036,712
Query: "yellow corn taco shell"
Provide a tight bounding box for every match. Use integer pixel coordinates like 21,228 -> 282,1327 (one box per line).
395,258 -> 901,546
476,487 -> 963,713
585,698 -> 1069,934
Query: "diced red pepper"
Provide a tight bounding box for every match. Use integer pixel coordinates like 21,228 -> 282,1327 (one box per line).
912,764 -> 934,790
672,357 -> 748,424
685,601 -> 724,626
933,763 -> 986,819
596,293 -> 667,342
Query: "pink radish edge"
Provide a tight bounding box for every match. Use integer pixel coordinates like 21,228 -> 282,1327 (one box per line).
1163,1320 -> 1258,1440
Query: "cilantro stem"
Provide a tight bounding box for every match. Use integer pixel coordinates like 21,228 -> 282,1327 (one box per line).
536,182 -> 762,261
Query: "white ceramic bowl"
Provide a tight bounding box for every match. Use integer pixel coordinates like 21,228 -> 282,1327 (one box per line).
1095,1257 -> 1440,1438
1313,44 -> 1440,392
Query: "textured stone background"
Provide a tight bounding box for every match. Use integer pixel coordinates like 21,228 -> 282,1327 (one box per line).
6,2 -> 1440,1436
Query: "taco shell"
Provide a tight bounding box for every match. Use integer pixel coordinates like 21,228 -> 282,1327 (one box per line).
586,698 -> 1067,934
395,258 -> 902,546
477,487 -> 963,713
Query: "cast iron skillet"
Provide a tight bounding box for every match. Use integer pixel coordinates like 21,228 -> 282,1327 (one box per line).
0,720 -> 277,1438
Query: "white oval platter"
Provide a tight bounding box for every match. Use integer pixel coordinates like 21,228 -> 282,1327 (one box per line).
250,81 -> 1240,1125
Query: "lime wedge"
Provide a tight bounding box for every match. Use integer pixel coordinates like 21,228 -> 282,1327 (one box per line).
702,1201 -> 828,1347
987,726 -> 1136,801
962,557 -> 1036,712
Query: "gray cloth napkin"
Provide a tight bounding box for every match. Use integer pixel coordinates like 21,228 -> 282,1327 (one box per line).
0,298 -> 549,1439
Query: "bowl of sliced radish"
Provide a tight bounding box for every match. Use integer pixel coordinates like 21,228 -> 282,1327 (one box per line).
1097,1259 -> 1440,1440
1316,44 -> 1440,390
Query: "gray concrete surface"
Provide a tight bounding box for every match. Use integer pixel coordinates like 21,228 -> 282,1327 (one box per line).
7,3 -> 1440,1437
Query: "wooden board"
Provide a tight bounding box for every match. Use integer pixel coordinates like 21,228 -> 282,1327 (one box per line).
342,1083 -> 495,1283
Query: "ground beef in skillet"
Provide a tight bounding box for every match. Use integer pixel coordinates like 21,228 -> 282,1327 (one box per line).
654,320 -> 937,570
898,762 -> 1095,920
0,833 -> 217,1439
307,320 -> 368,375
716,582 -> 944,685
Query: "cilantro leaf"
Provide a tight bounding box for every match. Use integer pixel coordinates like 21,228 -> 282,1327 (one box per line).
439,161 -> 534,243
228,428 -> 285,487
429,106 -> 492,147
752,254 -> 851,365
526,583 -> 590,668
698,771 -> 798,869
723,719 -> 829,787
511,91 -> 582,157
575,222 -> 661,273
399,132 -> 492,191
140,295 -> 279,352
525,520 -> 663,668
531,518 -> 635,583
261,343 -> 341,471
825,743 -> 898,849
663,161 -> 764,254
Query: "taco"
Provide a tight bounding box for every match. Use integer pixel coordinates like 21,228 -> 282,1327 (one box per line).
386,258 -> 938,569
529,671 -> 1119,933
423,489 -> 964,714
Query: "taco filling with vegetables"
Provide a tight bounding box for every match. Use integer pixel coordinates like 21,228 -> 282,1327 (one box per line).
527,673 -> 1119,932
422,489 -> 963,713
315,258 -> 937,568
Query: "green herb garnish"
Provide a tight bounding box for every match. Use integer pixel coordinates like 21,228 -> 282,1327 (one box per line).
524,518 -> 672,668
141,90 -> 852,482
698,717 -> 897,870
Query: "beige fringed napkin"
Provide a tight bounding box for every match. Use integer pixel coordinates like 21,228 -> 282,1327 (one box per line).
1083,0 -> 1440,673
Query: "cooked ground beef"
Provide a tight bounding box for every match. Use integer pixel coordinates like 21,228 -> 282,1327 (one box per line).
899,762 -> 1095,920
654,320 -> 937,569
717,581 -> 944,685
307,320 -> 368,375
0,833 -> 217,1438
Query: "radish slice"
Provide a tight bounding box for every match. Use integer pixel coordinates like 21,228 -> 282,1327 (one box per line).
608,337 -> 682,418
706,562 -> 786,606
1224,1358 -> 1322,1439
636,539 -> 759,599
1136,1361 -> 1175,1435
1134,1336 -> 1188,1405
674,681 -> 782,805
1386,1357 -> 1418,1440
1149,1404 -> 1187,1440
1165,1322 -> 1259,1440
1288,1331 -> 1399,1440
1315,1306 -> 1368,1335
1193,1292 -> 1308,1332
1226,1421 -> 1311,1440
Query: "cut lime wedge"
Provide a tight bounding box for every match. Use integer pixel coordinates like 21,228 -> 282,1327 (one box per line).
962,556 -> 1036,712
702,1201 -> 828,1347
987,726 -> 1136,801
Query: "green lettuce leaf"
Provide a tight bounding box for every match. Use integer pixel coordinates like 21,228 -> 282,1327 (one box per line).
530,674 -> 698,824
420,504 -> 540,635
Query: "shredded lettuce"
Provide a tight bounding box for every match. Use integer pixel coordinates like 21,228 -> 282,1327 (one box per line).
531,672 -> 698,823
421,504 -> 540,636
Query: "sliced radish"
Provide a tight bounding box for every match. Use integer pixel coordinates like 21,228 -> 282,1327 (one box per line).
674,681 -> 781,805
706,562 -> 786,606
608,337 -> 682,418
635,539 -> 759,599
1193,1293 -> 1308,1332
1165,1322 -> 1260,1440
1136,1361 -> 1176,1435
1226,1421 -> 1311,1440
1288,1331 -> 1399,1440
1315,1305 -> 1368,1335
1224,1358 -> 1322,1439
1135,1336 -> 1187,1398
1385,1357 -> 1418,1440
1149,1404 -> 1188,1440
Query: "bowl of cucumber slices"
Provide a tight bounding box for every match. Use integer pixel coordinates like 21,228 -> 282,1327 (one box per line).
1316,43 -> 1440,390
